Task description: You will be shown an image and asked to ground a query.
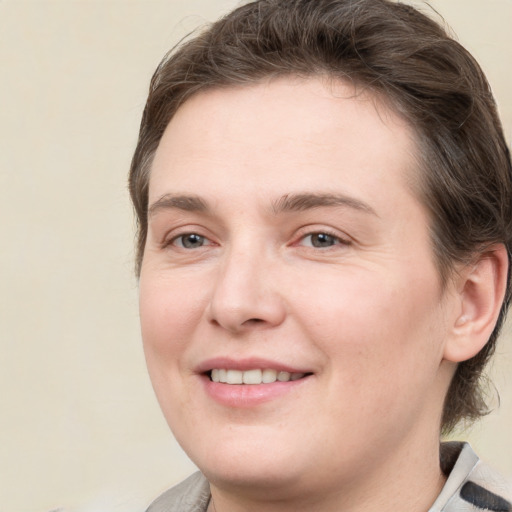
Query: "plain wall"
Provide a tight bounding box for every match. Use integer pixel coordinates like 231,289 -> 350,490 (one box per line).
0,1 -> 511,511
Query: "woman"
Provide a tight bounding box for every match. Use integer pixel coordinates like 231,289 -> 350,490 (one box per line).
129,1 -> 512,510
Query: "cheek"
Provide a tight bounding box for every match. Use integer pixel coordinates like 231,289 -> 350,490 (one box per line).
138,276 -> 203,421
138,275 -> 205,363
296,267 -> 445,386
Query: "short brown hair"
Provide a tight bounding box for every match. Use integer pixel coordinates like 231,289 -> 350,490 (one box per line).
129,0 -> 512,432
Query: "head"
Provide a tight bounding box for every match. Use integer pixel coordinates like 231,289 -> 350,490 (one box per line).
130,0 -> 511,435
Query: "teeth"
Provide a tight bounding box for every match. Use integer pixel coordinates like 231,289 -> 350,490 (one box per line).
226,369 -> 243,384
210,369 -> 306,385
277,371 -> 291,382
243,369 -> 262,384
262,369 -> 277,383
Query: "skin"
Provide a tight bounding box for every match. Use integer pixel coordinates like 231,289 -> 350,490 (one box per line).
139,77 -> 495,511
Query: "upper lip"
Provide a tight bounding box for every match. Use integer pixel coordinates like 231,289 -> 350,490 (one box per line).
196,357 -> 312,375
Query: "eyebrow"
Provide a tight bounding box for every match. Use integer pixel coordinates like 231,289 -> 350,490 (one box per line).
148,194 -> 209,217
271,193 -> 378,217
147,192 -> 378,218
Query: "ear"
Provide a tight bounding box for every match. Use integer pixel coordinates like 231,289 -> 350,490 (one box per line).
443,244 -> 509,363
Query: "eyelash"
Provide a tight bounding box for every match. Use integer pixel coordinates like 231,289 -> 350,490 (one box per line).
168,233 -> 214,249
165,229 -> 350,251
297,231 -> 351,249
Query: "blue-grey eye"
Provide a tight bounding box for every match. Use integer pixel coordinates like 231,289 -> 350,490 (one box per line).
307,233 -> 339,248
176,233 -> 206,249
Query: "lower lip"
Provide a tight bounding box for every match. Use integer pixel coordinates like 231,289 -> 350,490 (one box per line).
201,375 -> 310,408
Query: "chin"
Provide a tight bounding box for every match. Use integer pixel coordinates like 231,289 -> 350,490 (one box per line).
177,427 -> 309,493
201,458 -> 307,500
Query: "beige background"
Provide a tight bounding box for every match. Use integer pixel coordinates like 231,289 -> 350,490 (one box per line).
0,1 -> 511,511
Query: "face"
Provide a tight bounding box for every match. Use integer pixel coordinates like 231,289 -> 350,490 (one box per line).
140,78 -> 457,500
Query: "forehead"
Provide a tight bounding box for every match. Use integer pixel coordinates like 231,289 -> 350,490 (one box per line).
150,76 -> 421,210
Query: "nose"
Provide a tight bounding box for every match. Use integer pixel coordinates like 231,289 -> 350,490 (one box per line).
207,244 -> 286,334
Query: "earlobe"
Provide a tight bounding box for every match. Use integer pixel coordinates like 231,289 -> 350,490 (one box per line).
443,244 -> 509,363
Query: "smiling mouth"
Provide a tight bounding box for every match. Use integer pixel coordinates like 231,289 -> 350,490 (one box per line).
208,368 -> 312,384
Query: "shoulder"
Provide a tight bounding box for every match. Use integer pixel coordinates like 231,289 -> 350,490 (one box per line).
146,472 -> 211,512
430,442 -> 512,512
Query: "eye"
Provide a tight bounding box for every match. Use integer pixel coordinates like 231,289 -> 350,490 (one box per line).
300,232 -> 349,248
172,233 -> 211,249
